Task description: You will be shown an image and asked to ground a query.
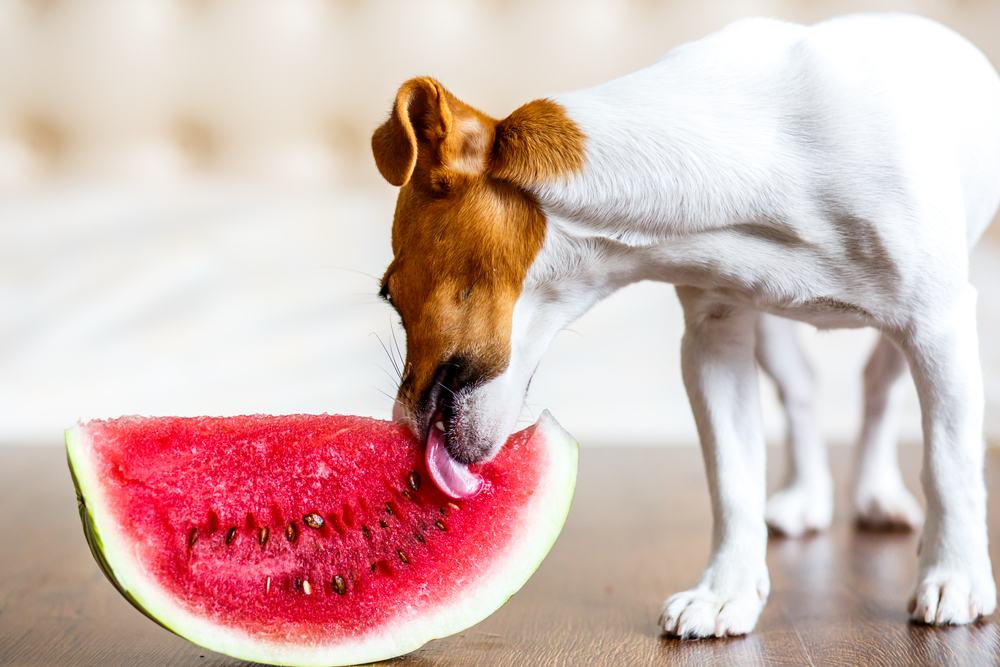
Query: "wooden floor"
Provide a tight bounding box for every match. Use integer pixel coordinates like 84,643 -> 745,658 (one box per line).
2,443 -> 1000,666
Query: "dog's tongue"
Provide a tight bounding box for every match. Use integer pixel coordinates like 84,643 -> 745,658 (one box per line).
425,422 -> 484,499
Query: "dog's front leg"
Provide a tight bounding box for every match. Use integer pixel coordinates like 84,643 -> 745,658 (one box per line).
661,286 -> 769,638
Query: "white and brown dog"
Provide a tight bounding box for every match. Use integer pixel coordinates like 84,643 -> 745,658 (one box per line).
371,14 -> 1000,637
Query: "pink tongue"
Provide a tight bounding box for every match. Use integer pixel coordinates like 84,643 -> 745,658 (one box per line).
425,424 -> 484,499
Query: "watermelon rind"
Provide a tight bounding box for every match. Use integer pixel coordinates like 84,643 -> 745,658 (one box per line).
65,410 -> 578,666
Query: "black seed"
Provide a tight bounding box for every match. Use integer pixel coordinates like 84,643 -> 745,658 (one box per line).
402,490 -> 413,501
439,508 -> 448,516
384,502 -> 393,516
397,550 -> 409,565
362,525 -> 371,540
294,577 -> 303,591
415,533 -> 425,544
188,528 -> 198,547
332,575 -> 347,595
303,513 -> 325,530
408,471 -> 421,491
225,527 -> 238,545
370,563 -> 376,573
379,520 -> 388,529
286,522 -> 298,542
258,526 -> 270,546
434,520 -> 447,531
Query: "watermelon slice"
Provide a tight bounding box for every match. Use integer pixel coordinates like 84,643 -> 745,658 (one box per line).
66,411 -> 577,666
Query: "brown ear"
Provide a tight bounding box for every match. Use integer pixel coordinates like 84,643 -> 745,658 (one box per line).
489,99 -> 586,188
371,77 -> 493,187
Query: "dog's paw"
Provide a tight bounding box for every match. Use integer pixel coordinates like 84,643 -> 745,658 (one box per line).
908,567 -> 997,625
854,484 -> 923,530
660,584 -> 767,639
765,480 -> 833,537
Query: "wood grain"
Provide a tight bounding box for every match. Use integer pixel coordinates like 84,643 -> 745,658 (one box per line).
2,443 -> 999,666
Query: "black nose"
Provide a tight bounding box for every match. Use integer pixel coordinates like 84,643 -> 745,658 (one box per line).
425,357 -> 466,421
419,355 -> 484,427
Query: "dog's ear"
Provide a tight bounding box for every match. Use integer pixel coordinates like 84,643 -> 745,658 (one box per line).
488,99 -> 586,188
372,77 -> 494,187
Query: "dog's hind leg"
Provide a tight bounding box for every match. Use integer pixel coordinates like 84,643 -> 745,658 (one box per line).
896,284 -> 995,624
661,287 -> 769,638
852,334 -> 924,529
756,314 -> 833,537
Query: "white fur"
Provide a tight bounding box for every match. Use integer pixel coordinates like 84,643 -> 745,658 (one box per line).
457,14 -> 1000,636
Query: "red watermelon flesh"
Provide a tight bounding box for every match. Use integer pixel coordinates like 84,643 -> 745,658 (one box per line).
66,411 -> 577,666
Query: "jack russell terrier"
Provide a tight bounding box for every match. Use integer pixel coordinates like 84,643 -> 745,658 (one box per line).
371,14 -> 1000,637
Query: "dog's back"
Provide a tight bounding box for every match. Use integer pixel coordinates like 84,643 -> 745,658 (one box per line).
543,14 -> 1000,252
809,14 -> 1000,246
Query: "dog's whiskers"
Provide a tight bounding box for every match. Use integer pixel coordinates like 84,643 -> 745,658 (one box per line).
374,364 -> 401,390
371,332 -> 402,380
389,320 -> 405,373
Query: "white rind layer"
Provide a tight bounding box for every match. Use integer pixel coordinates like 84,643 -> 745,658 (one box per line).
65,410 -> 578,667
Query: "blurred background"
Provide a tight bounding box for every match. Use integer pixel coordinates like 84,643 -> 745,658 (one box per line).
1,0 -> 999,448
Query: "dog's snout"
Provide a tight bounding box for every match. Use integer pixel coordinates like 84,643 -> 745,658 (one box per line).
425,356 -> 471,420
424,355 -> 481,406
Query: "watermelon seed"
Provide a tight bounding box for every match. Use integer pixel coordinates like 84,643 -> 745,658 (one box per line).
286,522 -> 298,542
362,526 -> 372,540
415,533 -> 425,544
408,471 -> 421,491
447,502 -> 460,512
188,528 -> 198,547
225,527 -> 238,545
266,576 -> 271,594
384,502 -> 393,516
302,580 -> 312,595
402,490 -> 413,501
332,575 -> 347,595
294,578 -> 303,592
439,508 -> 448,516
379,520 -> 388,529
370,563 -> 376,573
435,520 -> 447,531
258,526 -> 270,546
397,550 -> 410,565
303,513 -> 325,530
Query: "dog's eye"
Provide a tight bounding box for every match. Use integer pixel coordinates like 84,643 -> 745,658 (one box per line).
378,282 -> 394,307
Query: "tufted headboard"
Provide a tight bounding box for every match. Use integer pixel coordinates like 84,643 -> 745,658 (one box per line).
2,0 -> 1000,189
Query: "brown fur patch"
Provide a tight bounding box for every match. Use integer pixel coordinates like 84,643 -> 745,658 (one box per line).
490,99 -> 587,187
373,78 -> 585,420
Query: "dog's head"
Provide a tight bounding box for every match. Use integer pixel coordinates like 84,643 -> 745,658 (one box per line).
372,77 -> 585,464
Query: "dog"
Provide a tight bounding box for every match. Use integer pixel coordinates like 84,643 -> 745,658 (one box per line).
371,14 -> 1000,637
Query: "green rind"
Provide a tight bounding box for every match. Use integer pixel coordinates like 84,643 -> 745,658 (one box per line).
66,411 -> 579,666
66,444 -> 176,636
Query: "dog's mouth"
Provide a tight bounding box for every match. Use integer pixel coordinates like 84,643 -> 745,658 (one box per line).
425,410 -> 484,499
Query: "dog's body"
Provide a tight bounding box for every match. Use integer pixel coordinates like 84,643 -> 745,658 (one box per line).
372,14 -> 1000,636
